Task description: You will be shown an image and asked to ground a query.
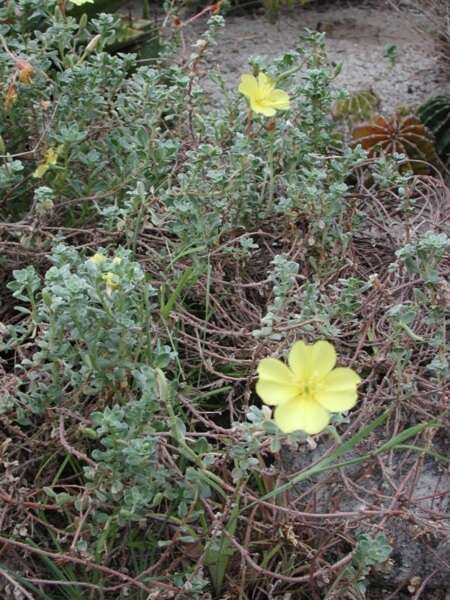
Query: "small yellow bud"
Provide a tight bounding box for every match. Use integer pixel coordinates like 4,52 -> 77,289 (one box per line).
102,272 -> 119,296
33,147 -> 59,179
89,253 -> 106,266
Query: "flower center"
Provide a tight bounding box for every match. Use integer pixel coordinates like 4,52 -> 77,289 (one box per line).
295,377 -> 319,401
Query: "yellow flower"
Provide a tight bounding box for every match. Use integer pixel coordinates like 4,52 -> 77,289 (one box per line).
102,272 -> 119,296
112,256 -> 122,265
89,253 -> 106,266
33,147 -> 59,179
256,340 -> 361,435
239,72 -> 290,117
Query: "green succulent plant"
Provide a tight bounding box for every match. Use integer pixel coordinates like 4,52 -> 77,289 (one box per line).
418,94 -> 450,161
333,89 -> 380,123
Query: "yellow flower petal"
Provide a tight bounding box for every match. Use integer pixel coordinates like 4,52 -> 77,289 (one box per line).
288,341 -> 310,378
256,357 -> 298,405
316,367 -> 361,412
239,71 -> 289,117
33,163 -> 49,178
250,99 -> 276,116
257,357 -> 293,383
257,72 -> 275,96
321,367 -> 361,391
238,74 -> 258,99
316,389 -> 358,412
289,340 -> 336,380
255,380 -> 299,406
274,398 -> 330,434
45,148 -> 59,166
267,89 -> 290,110
311,341 -> 337,378
257,358 -> 294,385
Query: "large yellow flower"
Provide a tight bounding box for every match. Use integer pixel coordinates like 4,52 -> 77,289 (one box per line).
239,72 -> 290,117
256,340 -> 361,435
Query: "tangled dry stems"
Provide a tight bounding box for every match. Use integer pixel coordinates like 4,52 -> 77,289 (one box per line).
0,166 -> 449,598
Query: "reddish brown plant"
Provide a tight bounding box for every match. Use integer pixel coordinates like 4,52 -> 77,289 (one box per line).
352,113 -> 437,173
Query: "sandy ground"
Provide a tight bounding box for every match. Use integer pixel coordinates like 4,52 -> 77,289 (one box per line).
119,0 -> 449,113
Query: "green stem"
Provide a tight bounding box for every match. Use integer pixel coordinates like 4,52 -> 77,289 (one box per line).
156,370 -> 228,496
266,142 -> 275,213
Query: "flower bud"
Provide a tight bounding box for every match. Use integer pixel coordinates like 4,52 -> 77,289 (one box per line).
79,13 -> 88,29
16,58 -> 33,84
4,82 -> 17,112
85,34 -> 101,55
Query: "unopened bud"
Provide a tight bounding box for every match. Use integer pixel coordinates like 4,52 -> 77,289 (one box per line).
79,13 -> 88,29
4,82 -> 17,112
16,58 -> 33,84
85,34 -> 101,55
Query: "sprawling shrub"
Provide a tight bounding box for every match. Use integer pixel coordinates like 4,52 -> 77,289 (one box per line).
1,3 -> 448,598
